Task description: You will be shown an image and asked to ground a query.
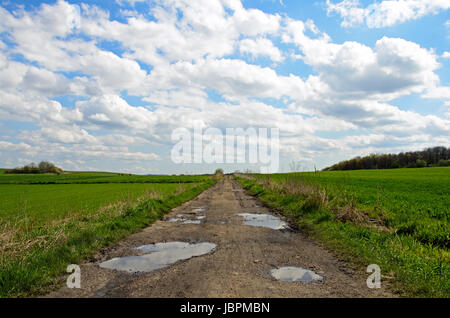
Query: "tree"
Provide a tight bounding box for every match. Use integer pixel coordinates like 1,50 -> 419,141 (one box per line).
38,161 -> 56,173
323,146 -> 449,171
5,161 -> 63,174
415,159 -> 426,168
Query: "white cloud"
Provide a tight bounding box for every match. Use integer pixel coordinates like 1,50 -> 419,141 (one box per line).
327,0 -> 450,28
283,19 -> 440,100
0,0 -> 449,172
0,90 -> 82,125
0,141 -> 33,153
239,37 -> 284,62
76,95 -> 156,131
423,86 -> 450,99
0,57 -> 72,96
80,0 -> 280,66
158,57 -> 308,101
40,126 -> 97,145
0,5 -> 146,94
115,0 -> 146,6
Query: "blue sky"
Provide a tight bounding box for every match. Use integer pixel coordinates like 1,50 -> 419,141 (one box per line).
0,0 -> 449,174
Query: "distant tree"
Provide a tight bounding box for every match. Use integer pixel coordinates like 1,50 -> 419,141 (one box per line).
214,168 -> 224,175
323,146 -> 450,171
5,161 -> 63,174
438,159 -> 450,167
39,161 -> 55,173
415,159 -> 427,168
391,160 -> 400,169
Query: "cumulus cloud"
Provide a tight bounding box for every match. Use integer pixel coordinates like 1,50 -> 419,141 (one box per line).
239,37 -> 284,62
422,86 -> 450,99
0,0 -> 449,172
80,0 -> 280,65
327,0 -> 450,28
283,19 -> 440,100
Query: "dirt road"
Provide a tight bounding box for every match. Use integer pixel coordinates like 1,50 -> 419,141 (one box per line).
48,176 -> 394,297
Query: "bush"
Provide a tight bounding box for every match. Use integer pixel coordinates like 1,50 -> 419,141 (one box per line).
5,161 -> 63,174
438,159 -> 450,167
415,159 -> 427,168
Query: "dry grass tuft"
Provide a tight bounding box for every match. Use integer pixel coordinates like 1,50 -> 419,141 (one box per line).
244,174 -> 388,230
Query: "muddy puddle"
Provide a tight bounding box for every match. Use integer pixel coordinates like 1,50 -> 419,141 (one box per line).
99,242 -> 216,273
192,207 -> 207,212
167,214 -> 205,224
238,213 -> 288,230
270,266 -> 323,283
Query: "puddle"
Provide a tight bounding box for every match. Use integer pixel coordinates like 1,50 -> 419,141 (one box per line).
167,214 -> 205,224
238,213 -> 288,230
192,207 -> 207,212
270,266 -> 323,283
99,242 -> 216,273
182,220 -> 201,224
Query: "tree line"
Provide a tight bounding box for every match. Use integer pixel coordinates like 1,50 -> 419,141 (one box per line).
5,161 -> 63,174
324,146 -> 450,171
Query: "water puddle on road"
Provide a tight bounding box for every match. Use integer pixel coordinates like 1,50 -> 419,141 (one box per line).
238,213 -> 288,230
99,242 -> 217,273
167,214 -> 205,224
192,207 -> 207,212
270,266 -> 323,283
182,220 -> 201,224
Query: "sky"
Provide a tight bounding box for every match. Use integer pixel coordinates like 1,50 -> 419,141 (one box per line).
0,0 -> 449,174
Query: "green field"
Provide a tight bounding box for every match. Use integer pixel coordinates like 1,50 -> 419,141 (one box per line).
0,183 -> 195,225
236,167 -> 450,297
0,172 -> 216,297
0,171 -> 210,184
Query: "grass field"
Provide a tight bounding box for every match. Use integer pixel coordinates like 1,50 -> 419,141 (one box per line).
0,171 -> 211,184
0,183 -> 195,225
236,167 -> 449,297
0,172 -> 217,297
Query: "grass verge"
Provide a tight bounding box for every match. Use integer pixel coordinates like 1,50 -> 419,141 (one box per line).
0,179 -> 216,298
235,175 -> 449,298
